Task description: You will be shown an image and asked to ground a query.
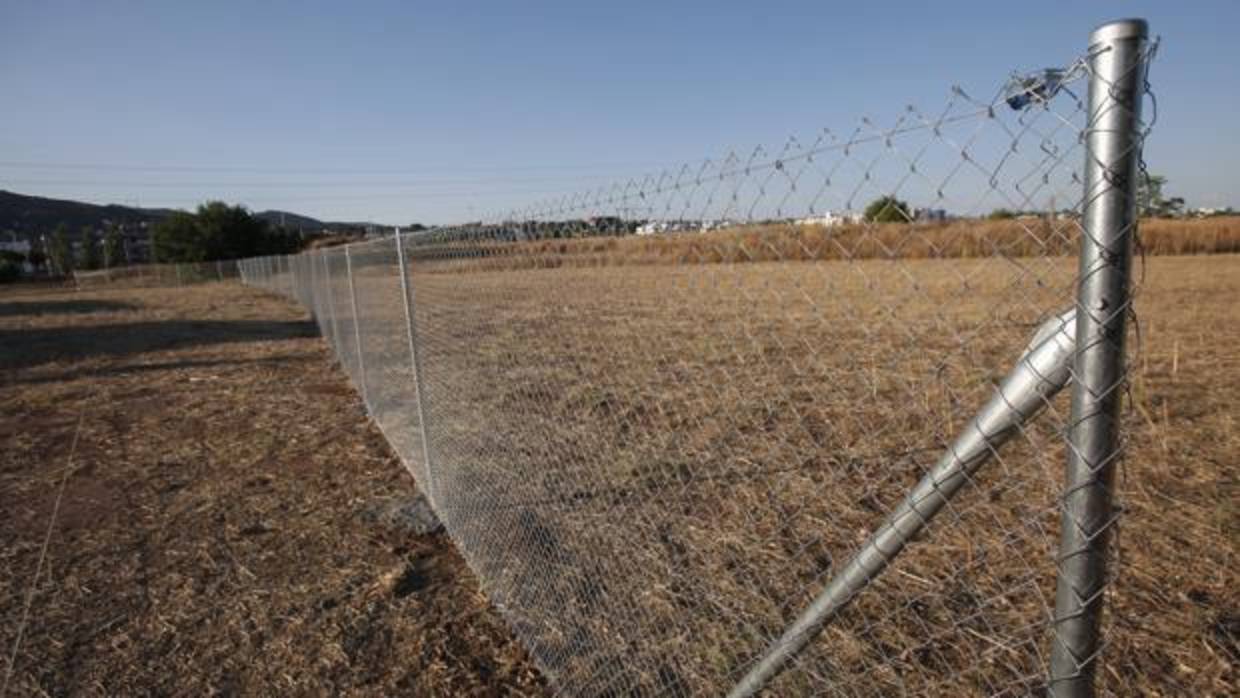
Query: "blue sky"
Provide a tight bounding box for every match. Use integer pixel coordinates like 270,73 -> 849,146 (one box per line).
2,1 -> 1237,224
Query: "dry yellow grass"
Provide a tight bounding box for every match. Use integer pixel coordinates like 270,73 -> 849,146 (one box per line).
1,252 -> 1235,696
348,249 -> 1232,695
1139,215 -> 1240,255
412,216 -> 1240,272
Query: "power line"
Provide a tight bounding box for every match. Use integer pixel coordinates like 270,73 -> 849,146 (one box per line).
0,172 -> 634,189
0,159 -> 676,175
0,187 -> 588,205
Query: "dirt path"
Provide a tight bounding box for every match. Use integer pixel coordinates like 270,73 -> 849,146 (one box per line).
0,283 -> 545,696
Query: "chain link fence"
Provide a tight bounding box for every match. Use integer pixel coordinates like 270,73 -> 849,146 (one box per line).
237,20 -> 1156,696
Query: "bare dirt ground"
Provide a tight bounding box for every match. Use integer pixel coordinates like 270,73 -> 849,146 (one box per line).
0,283 -> 546,696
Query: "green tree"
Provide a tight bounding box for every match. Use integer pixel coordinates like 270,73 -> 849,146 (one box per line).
261,224 -> 302,256
988,208 -> 1018,220
153,202 -> 299,263
1137,174 -> 1185,218
152,210 -> 207,262
103,226 -> 126,268
0,254 -> 21,283
79,227 -> 102,270
48,225 -> 74,276
863,196 -> 912,223
1137,174 -> 1164,215
196,201 -> 270,259
26,237 -> 47,273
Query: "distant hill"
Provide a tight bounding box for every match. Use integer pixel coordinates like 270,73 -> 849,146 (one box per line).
246,210 -> 402,234
0,190 -> 408,238
252,209 -> 324,230
0,190 -> 176,235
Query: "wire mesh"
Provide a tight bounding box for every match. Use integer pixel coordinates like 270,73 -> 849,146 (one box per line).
235,28 -> 1157,697
326,249 -> 361,388
351,236 -> 431,485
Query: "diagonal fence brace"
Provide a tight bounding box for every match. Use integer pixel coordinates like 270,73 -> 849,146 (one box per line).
728,307 -> 1078,698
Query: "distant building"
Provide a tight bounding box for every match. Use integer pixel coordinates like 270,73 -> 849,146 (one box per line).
635,220 -> 698,235
1190,206 -> 1233,218
914,208 -> 949,223
700,219 -> 736,232
794,211 -> 862,227
0,233 -> 31,256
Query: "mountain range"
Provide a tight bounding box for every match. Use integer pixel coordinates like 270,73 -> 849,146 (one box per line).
0,189 -> 401,237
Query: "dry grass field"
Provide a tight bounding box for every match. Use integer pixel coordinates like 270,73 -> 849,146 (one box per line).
383,250 -> 1236,696
2,252 -> 1236,696
413,216 -> 1240,272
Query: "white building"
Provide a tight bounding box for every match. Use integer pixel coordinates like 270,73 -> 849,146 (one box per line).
1190,207 -> 1232,218
794,211 -> 862,227
634,219 -> 740,236
700,219 -> 736,232
0,233 -> 31,256
635,220 -> 701,235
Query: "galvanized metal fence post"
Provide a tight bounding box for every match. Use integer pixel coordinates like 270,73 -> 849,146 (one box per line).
322,250 -> 343,358
316,252 -> 327,336
394,229 -> 439,512
1049,18 -> 1149,697
344,246 -> 369,406
296,257 -> 305,304
310,254 -> 321,333
308,252 -> 321,330
313,253 -> 324,333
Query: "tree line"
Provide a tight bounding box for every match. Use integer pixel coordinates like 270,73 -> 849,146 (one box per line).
150,202 -> 302,264
18,202 -> 304,279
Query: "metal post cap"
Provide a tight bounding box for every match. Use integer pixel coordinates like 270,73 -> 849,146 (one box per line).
1090,18 -> 1148,46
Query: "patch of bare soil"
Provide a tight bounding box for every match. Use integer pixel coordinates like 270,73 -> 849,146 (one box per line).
0,284 -> 545,696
